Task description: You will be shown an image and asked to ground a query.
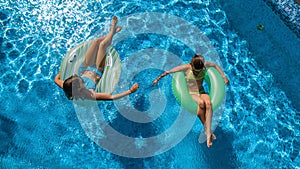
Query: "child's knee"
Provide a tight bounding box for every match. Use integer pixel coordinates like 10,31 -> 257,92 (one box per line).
94,38 -> 102,44
198,100 -> 205,109
98,41 -> 105,48
205,101 -> 211,109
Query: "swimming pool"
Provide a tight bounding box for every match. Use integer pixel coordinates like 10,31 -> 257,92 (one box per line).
0,0 -> 299,168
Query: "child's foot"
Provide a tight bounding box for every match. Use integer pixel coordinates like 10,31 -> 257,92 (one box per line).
207,136 -> 213,148
112,16 -> 118,27
211,133 -> 216,140
115,26 -> 122,33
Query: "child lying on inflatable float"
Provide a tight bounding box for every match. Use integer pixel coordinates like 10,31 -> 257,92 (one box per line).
152,54 -> 229,148
54,16 -> 139,100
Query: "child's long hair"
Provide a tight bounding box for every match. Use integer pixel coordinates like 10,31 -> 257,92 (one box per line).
63,75 -> 93,100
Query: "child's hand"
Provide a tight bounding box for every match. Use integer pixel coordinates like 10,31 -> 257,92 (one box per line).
152,79 -> 158,86
223,76 -> 229,84
130,83 -> 139,93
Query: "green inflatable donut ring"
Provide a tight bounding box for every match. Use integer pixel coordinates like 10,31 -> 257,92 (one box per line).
172,67 -> 225,114
59,40 -> 121,94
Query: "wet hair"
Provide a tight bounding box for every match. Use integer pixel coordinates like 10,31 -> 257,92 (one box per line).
63,75 -> 92,100
191,54 -> 205,70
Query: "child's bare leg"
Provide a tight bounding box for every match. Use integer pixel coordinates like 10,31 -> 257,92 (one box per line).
83,16 -> 122,68
83,37 -> 106,67
201,94 -> 213,147
96,16 -> 122,69
191,95 -> 205,124
206,109 -> 213,147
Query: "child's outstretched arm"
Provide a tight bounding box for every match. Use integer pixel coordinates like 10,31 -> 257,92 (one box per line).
92,83 -> 139,100
205,62 -> 229,84
152,64 -> 188,86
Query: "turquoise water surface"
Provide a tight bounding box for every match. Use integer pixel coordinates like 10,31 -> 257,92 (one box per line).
0,0 -> 299,168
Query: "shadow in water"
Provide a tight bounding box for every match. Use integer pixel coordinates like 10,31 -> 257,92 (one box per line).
106,107 -> 177,168
197,126 -> 237,168
0,114 -> 17,155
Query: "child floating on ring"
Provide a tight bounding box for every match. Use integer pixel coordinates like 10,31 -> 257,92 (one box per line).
54,16 -> 139,100
152,54 -> 229,147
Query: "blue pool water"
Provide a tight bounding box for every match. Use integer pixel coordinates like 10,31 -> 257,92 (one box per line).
1,0 -> 299,168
